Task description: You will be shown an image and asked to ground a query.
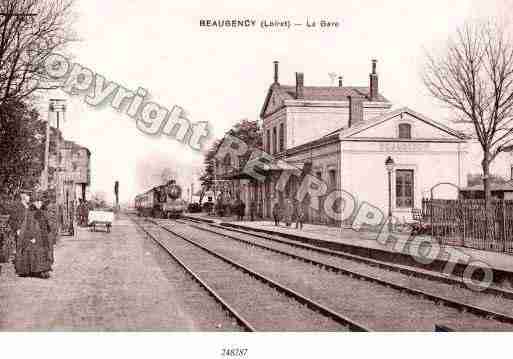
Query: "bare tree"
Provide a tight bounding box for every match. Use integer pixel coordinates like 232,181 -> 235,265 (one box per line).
423,19 -> 513,204
0,0 -> 77,105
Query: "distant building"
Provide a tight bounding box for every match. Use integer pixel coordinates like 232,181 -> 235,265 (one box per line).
47,127 -> 91,207
61,139 -> 91,201
460,183 -> 513,200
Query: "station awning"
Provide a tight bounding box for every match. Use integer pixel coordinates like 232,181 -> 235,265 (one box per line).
219,161 -> 308,180
219,171 -> 256,180
260,160 -> 307,173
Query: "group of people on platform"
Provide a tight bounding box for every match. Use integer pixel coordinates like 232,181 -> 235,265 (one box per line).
233,198 -> 259,221
209,193 -> 306,228
3,190 -> 59,279
211,194 -> 259,221
76,198 -> 91,227
272,198 -> 306,229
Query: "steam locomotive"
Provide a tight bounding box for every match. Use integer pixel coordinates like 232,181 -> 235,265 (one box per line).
134,180 -> 186,218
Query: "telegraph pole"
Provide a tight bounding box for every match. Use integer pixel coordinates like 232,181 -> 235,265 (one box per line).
41,99 -> 66,191
114,181 -> 119,210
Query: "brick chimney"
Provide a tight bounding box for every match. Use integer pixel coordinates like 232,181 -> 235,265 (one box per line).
296,72 -> 304,99
338,76 -> 343,87
273,61 -> 279,84
369,59 -> 378,101
348,96 -> 363,127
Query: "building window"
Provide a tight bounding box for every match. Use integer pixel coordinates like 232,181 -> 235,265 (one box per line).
221,154 -> 231,174
272,127 -> 277,154
398,123 -> 412,139
329,169 -> 337,189
279,123 -> 285,152
396,169 -> 414,208
266,129 -> 271,153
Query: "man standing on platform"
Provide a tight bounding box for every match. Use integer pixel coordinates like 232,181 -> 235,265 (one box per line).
84,199 -> 91,227
238,198 -> 246,221
283,197 -> 294,227
249,199 -> 257,221
272,200 -> 282,226
294,201 -> 305,230
45,191 -> 60,245
76,199 -> 84,226
8,191 -> 30,260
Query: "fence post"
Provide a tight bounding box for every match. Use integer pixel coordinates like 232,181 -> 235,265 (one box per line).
502,200 -> 506,252
430,198 -> 434,240
460,199 -> 465,247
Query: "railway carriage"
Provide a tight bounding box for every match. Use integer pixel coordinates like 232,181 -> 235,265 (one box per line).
135,180 -> 186,218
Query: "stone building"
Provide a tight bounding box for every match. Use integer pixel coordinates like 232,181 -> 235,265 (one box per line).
256,60 -> 393,223
213,60 -> 469,225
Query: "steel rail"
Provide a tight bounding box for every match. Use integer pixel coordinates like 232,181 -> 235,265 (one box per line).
172,219 -> 513,326
148,218 -> 370,331
130,216 -> 256,332
180,217 -> 513,299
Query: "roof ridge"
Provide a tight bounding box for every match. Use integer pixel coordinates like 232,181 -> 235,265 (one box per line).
339,107 -> 466,139
279,84 -> 370,90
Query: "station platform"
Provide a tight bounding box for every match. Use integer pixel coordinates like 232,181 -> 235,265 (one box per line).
0,215 -> 210,330
183,213 -> 513,288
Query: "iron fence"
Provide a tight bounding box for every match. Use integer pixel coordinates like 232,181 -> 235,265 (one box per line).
422,198 -> 513,253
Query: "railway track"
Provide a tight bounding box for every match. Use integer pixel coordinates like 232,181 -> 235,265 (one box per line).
178,218 -> 513,298
158,218 -> 513,330
131,216 -> 252,331
182,217 -> 513,296
131,215 -> 368,331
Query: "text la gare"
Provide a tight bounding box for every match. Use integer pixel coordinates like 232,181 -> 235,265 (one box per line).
306,19 -> 340,28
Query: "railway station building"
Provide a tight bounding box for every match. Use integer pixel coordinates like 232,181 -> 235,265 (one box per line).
215,60 -> 470,225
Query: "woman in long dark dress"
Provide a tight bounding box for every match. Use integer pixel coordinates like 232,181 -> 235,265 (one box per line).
15,193 -> 53,279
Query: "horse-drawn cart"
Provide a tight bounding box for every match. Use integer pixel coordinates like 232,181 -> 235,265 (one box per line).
88,210 -> 114,233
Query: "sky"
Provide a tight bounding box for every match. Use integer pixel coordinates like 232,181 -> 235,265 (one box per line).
38,0 -> 513,204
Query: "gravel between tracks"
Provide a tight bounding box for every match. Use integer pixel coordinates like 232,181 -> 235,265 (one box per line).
141,220 -> 348,331
134,223 -> 244,331
189,222 -> 513,315
164,220 -> 513,331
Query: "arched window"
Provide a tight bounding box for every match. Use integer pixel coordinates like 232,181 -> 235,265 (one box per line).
398,123 -> 412,139
223,154 -> 231,167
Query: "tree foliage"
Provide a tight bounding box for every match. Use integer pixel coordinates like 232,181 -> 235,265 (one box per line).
199,119 -> 262,201
0,100 -> 45,198
199,138 -> 221,193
